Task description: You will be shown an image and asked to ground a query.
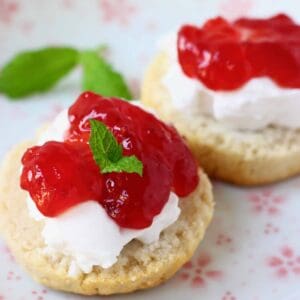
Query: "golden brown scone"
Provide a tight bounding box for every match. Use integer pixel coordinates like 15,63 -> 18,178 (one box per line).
141,52 -> 300,186
0,142 -> 214,296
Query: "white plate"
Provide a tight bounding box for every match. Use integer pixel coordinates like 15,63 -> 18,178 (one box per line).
1,0 -> 300,299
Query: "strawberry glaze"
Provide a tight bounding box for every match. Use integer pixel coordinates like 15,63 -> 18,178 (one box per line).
21,92 -> 199,229
178,14 -> 300,90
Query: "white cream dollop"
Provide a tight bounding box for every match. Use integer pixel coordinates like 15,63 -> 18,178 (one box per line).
26,108 -> 181,275
161,34 -> 300,131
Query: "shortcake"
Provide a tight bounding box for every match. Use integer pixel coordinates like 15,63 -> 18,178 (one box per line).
142,14 -> 300,185
0,92 -> 214,295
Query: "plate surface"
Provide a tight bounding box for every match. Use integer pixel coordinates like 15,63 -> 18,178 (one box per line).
1,0 -> 300,299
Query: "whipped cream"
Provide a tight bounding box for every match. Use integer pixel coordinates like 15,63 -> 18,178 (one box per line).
26,108 -> 181,275
161,34 -> 300,131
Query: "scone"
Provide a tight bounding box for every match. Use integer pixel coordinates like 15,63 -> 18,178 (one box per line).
0,92 -> 214,295
142,14 -> 300,185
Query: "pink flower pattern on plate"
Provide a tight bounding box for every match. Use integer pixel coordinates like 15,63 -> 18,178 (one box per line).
178,252 -> 223,287
61,0 -> 74,9
215,233 -> 235,253
6,271 -> 21,281
216,233 -> 233,246
264,222 -> 279,235
267,246 -> 300,278
248,190 -> 284,216
221,291 -> 237,300
0,0 -> 18,24
31,289 -> 48,300
1,245 -> 15,263
98,0 -> 137,26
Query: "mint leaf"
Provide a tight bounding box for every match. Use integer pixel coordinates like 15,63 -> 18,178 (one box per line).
89,119 -> 122,168
102,156 -> 143,175
0,47 -> 79,99
89,119 -> 143,176
0,46 -> 133,100
80,50 -> 132,100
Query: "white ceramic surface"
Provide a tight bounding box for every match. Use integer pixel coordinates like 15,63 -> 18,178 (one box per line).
1,0 -> 300,299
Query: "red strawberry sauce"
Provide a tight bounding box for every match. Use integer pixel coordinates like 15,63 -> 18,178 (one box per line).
178,14 -> 300,90
21,92 -> 199,229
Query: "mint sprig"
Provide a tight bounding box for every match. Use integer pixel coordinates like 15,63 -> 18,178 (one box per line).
89,119 -> 143,176
81,50 -> 132,100
0,46 -> 132,100
0,47 -> 79,98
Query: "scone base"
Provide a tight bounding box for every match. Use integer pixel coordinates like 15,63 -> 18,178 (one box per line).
141,52 -> 300,186
0,142 -> 214,295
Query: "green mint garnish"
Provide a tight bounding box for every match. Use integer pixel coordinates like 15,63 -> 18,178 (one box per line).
0,46 -> 132,100
89,119 -> 143,176
0,47 -> 79,99
80,50 -> 132,100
